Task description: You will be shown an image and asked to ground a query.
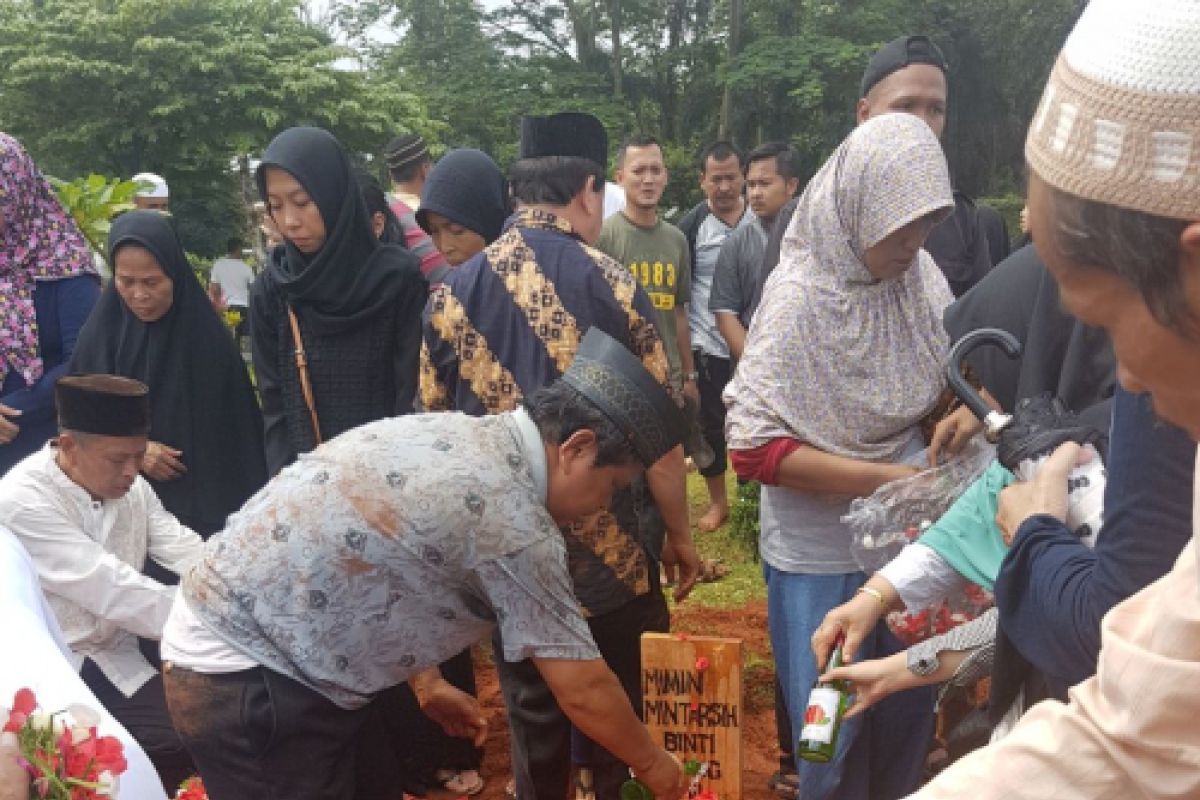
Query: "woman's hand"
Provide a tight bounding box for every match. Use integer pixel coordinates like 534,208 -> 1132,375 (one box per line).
812,583 -> 896,667
0,404 -> 22,445
143,441 -> 187,481
928,404 -> 983,466
820,652 -> 916,719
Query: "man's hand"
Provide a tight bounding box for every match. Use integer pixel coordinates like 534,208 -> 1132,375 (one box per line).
143,441 -> 187,482
996,442 -> 1088,546
820,652 -> 915,719
661,533 -> 700,602
0,404 -> 21,445
411,669 -> 487,746
682,379 -> 700,410
928,404 -> 983,466
0,731 -> 28,800
812,586 -> 892,667
633,749 -> 688,800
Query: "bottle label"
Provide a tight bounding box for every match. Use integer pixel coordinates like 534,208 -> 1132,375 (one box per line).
800,687 -> 841,745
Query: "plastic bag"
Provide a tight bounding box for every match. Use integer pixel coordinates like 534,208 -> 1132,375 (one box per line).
844,436 -> 997,574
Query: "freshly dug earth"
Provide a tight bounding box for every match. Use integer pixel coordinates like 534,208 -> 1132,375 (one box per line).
433,600 -> 783,800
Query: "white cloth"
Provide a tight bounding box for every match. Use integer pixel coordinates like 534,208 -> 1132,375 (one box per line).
0,526 -> 169,800
161,597 -> 257,673
878,541 -> 970,612
906,451 -> 1200,800
603,181 -> 626,220
0,446 -> 204,697
208,257 -> 255,307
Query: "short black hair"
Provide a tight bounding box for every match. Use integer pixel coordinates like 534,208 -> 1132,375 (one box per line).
699,141 -> 744,173
524,380 -> 637,467
746,141 -> 801,182
226,236 -> 242,254
616,135 -> 661,169
509,156 -> 605,206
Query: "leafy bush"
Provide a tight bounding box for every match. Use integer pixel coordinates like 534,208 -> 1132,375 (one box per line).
48,174 -> 139,265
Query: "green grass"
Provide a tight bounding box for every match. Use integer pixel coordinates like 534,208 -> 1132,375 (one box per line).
677,471 -> 767,609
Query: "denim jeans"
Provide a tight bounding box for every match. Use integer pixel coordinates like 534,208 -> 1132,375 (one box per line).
764,564 -> 935,800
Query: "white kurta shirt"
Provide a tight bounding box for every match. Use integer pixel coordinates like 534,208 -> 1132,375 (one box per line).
0,445 -> 204,698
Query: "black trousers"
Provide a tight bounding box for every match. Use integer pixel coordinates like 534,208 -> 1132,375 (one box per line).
373,648 -> 481,795
497,585 -> 671,800
694,350 -> 733,479
164,664 -> 402,800
81,659 -> 195,793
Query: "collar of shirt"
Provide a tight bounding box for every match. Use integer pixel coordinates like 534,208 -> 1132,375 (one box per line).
42,444 -> 104,513
511,408 -> 548,504
503,208 -> 582,241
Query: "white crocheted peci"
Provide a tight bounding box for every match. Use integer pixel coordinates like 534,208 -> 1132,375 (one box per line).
1025,0 -> 1200,221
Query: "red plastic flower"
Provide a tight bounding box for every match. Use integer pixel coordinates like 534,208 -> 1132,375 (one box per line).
4,687 -> 37,733
694,656 -> 710,672
176,776 -> 209,800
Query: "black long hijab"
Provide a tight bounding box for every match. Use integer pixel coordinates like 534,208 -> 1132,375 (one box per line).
944,243 -> 1116,429
256,127 -> 422,330
71,211 -> 267,535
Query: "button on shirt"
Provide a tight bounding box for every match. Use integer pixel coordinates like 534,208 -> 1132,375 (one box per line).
174,410 -> 600,710
0,446 -> 205,697
688,207 -> 754,358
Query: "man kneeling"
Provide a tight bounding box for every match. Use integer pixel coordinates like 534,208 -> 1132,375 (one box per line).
161,329 -> 690,800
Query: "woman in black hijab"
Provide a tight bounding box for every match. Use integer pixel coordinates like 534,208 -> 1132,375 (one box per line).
71,210 -> 267,536
250,127 -> 426,474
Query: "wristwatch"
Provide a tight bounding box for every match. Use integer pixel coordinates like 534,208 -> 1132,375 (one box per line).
684,370 -> 699,382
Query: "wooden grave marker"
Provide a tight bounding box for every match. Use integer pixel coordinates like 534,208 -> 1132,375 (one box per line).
640,632 -> 743,799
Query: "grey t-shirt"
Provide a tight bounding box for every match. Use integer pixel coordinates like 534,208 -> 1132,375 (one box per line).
759,431 -> 925,574
688,207 -> 754,358
708,216 -> 769,329
183,409 -> 599,709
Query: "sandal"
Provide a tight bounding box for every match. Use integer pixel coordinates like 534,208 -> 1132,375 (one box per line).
438,769 -> 485,797
698,558 -> 731,583
767,768 -> 799,797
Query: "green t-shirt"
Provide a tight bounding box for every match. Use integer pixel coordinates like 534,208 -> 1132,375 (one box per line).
597,212 -> 692,383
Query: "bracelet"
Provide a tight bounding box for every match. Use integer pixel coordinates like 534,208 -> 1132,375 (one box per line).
684,370 -> 699,382
856,586 -> 887,608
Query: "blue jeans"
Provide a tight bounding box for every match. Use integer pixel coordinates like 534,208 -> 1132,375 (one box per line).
765,565 -> 935,800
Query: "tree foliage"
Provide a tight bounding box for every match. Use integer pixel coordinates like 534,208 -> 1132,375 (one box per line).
0,0 -> 434,255
1,0 -> 1083,248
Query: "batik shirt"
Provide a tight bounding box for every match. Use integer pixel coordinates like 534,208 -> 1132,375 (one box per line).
180,410 -> 599,710
421,209 -> 674,617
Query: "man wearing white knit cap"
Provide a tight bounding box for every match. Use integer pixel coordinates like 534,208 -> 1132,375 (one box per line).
132,171 -> 169,213
909,0 -> 1200,796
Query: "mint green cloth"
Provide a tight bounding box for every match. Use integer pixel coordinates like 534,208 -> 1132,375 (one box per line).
917,460 -> 1016,590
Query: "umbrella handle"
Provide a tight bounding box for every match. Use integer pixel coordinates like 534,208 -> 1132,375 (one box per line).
946,328 -> 1022,442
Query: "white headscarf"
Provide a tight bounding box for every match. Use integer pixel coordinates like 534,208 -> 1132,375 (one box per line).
725,113 -> 955,462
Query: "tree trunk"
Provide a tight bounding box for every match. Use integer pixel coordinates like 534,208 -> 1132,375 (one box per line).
610,0 -> 623,98
718,0 -> 741,140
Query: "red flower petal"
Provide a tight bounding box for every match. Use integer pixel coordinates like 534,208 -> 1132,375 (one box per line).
12,688 -> 36,716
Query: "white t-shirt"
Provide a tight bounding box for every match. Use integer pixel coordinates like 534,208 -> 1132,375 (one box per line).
209,257 -> 255,307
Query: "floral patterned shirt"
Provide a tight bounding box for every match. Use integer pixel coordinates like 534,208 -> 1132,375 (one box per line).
180,409 -> 599,709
